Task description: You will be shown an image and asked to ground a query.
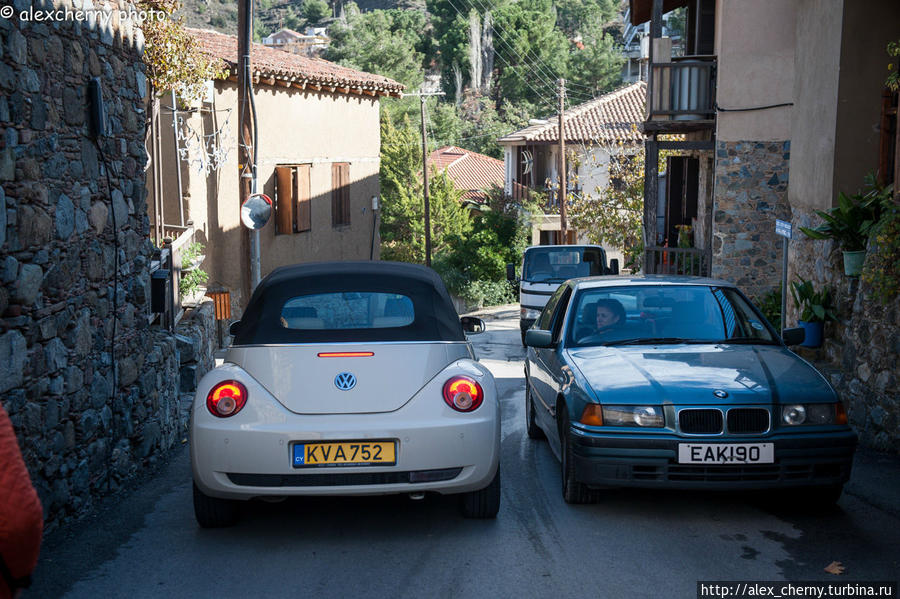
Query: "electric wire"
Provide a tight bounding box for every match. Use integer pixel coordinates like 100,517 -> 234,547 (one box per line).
444,0 -> 557,113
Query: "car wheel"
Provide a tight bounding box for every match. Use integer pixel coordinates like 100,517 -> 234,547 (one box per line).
560,414 -> 594,504
193,482 -> 240,528
525,382 -> 545,440
460,467 -> 501,519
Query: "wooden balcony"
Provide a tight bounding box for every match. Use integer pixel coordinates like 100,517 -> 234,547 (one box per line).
645,56 -> 717,133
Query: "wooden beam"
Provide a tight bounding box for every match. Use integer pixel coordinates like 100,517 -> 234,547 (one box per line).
643,138 -> 659,273
276,79 -> 291,87
657,140 -> 715,150
259,76 -> 275,86
335,86 -> 349,94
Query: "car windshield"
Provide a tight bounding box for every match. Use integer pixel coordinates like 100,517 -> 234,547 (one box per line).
566,285 -> 778,347
280,292 -> 414,329
523,247 -> 605,282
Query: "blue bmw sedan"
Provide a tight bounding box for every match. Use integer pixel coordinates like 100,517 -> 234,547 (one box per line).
523,276 -> 857,504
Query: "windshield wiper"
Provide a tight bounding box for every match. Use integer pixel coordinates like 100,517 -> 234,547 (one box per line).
716,337 -> 779,345
604,337 -> 699,346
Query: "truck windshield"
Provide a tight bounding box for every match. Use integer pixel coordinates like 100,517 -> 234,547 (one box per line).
523,248 -> 605,282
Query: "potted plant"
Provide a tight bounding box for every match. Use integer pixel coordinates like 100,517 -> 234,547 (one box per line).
789,277 -> 837,348
799,176 -> 885,276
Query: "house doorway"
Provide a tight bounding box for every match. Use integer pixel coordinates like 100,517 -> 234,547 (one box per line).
661,156 -> 700,247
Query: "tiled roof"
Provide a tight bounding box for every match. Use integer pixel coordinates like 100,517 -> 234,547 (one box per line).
188,28 -> 404,98
428,146 -> 505,202
497,81 -> 646,145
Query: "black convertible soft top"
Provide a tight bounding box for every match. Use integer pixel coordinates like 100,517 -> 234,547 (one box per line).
232,261 -> 466,344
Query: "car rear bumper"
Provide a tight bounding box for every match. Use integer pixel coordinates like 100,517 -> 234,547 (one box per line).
569,428 -> 857,490
191,363 -> 500,500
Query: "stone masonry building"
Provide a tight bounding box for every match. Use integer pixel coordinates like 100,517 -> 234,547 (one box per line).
1,2 -> 213,531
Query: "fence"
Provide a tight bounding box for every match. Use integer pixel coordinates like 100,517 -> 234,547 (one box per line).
644,246 -> 710,277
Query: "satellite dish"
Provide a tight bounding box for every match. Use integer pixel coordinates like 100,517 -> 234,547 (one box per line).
521,150 -> 533,175
241,193 -> 272,230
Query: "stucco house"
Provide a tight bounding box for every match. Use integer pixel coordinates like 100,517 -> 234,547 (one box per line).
147,28 -> 403,316
497,81 -> 646,247
428,146 -> 505,205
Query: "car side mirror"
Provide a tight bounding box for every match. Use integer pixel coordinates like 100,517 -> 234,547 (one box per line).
782,326 -> 805,346
608,259 -> 619,275
229,321 -> 242,336
506,263 -> 516,282
524,329 -> 554,348
460,316 -> 485,334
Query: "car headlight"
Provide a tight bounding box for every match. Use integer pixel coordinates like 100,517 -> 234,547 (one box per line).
521,307 -> 541,320
781,403 -> 842,426
596,405 -> 664,427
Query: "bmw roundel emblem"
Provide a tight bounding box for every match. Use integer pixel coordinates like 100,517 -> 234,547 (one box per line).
334,372 -> 357,391
713,389 -> 729,399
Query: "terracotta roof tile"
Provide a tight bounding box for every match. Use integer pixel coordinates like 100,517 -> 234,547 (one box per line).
188,28 -> 404,97
428,146 -> 505,202
497,81 -> 646,145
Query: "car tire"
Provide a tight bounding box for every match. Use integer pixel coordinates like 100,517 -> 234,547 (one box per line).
193,482 -> 240,528
460,467 -> 501,519
560,415 -> 594,505
525,382 -> 545,440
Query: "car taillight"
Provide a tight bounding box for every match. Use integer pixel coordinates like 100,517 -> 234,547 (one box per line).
207,380 -> 248,418
442,376 -> 484,412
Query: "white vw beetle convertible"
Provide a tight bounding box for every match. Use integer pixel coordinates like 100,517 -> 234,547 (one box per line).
190,261 -> 500,526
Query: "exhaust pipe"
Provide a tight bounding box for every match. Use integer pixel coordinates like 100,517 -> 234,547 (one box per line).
408,492 -> 425,501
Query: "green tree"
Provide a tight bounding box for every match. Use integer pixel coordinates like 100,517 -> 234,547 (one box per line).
569,141 -> 645,271
303,0 -> 330,25
324,3 -> 427,91
567,17 -> 624,96
556,0 -> 619,37
492,0 -> 569,107
380,114 -> 472,263
137,0 -> 228,102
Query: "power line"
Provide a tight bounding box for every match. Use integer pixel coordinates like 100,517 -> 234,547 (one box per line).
444,0 -> 557,112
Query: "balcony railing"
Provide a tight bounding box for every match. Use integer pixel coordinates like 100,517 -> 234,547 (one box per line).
648,56 -> 717,122
644,246 -> 710,277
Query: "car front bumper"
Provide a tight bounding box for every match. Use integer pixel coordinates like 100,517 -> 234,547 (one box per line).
568,427 -> 857,490
191,364 -> 500,500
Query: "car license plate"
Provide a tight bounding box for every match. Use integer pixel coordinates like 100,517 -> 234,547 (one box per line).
678,443 -> 774,464
292,441 -> 396,468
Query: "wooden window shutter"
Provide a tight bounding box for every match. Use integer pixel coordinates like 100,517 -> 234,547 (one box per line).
332,162 -> 350,226
275,166 -> 295,234
295,164 -> 311,232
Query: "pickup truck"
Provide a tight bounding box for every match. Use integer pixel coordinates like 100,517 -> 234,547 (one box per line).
508,245 -> 618,345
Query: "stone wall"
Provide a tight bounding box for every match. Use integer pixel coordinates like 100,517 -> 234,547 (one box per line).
712,141 -> 791,300
0,3 -> 214,531
788,207 -> 900,453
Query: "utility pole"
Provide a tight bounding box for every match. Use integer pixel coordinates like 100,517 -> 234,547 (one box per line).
558,78 -> 568,245
405,88 -> 445,267
238,0 -> 259,291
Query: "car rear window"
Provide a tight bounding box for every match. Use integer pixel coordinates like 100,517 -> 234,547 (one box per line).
280,293 -> 414,330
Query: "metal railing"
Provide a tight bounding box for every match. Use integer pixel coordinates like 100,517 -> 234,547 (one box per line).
644,246 -> 710,277
648,57 -> 717,121
148,225 -> 195,330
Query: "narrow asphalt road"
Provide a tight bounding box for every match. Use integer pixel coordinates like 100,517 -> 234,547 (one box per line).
31,306 -> 900,598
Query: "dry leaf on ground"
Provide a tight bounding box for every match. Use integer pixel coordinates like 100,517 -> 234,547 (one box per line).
824,561 -> 845,575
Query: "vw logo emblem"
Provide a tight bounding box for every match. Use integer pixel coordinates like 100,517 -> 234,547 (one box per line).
334,372 -> 357,391
713,389 -> 729,399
